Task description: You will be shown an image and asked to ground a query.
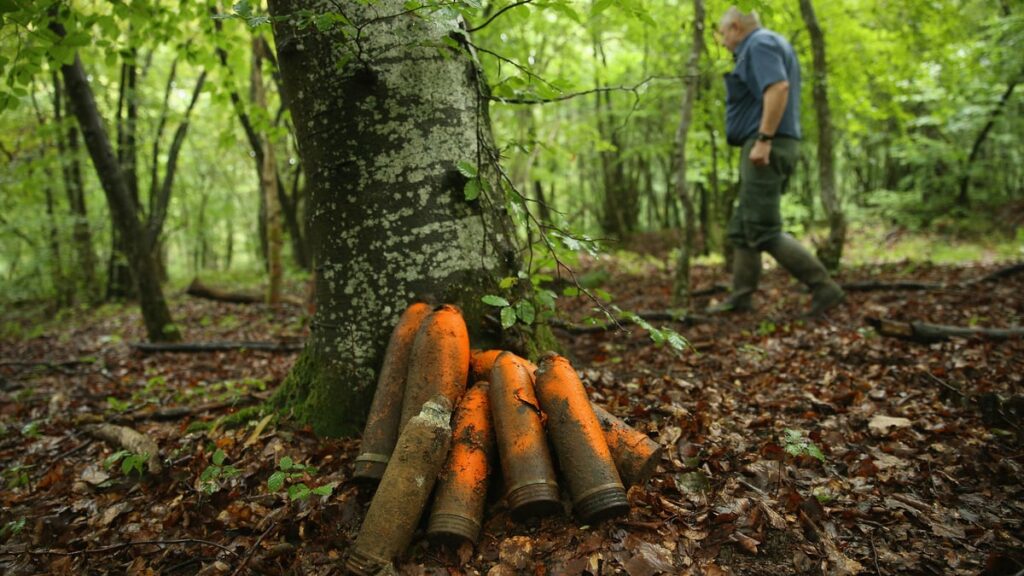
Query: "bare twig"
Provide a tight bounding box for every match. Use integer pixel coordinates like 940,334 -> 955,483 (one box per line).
466,0 -> 533,33
1,538 -> 237,557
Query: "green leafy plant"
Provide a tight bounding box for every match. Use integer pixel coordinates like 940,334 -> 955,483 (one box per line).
0,517 -> 26,542
3,464 -> 31,489
457,160 -> 488,201
267,456 -> 334,501
198,449 -> 241,494
481,294 -> 536,329
782,429 -> 825,462
106,396 -> 132,413
20,420 -> 41,437
103,450 -> 149,476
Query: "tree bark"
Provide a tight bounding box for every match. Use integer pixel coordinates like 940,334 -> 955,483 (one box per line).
53,21 -> 180,341
799,0 -> 847,271
267,0 -> 528,436
671,0 -> 704,307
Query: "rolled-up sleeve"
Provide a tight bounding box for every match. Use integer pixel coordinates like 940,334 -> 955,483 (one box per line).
745,39 -> 789,98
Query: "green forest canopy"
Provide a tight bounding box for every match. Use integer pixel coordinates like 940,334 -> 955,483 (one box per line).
1,0 -> 1021,306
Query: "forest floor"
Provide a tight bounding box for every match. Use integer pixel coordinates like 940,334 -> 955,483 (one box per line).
1,252 -> 1023,575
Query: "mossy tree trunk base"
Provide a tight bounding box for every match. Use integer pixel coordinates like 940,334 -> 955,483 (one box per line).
270,343 -> 375,437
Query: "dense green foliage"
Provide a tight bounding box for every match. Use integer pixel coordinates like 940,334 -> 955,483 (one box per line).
1,0 -> 1021,308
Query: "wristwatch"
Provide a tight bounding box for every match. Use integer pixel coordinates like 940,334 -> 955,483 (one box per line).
757,132 -> 775,142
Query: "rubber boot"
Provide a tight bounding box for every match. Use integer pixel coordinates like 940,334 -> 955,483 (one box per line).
764,234 -> 845,317
706,246 -> 761,314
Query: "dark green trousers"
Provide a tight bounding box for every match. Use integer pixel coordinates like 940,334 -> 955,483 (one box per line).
726,137 -> 799,250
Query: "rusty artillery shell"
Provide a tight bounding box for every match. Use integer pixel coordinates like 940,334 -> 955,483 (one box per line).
427,382 -> 494,544
346,396 -> 453,576
399,304 -> 470,434
471,349 -> 537,383
354,302 -> 432,483
591,403 -> 663,487
489,352 -> 561,519
534,353 -> 628,523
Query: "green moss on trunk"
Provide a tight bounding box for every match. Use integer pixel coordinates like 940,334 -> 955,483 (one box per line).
270,343 -> 376,437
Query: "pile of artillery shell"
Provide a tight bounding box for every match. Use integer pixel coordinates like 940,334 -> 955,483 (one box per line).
347,303 -> 663,574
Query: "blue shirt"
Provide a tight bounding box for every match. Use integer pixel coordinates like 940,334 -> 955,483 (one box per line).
724,28 -> 802,146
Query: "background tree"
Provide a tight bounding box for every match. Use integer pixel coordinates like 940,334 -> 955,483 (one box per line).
799,0 -> 846,271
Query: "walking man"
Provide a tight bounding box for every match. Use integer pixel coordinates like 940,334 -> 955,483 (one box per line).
708,6 -> 844,317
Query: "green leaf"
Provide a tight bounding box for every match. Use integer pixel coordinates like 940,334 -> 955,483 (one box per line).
806,444 -> 826,462
500,306 -> 516,329
267,471 -> 286,492
279,456 -> 293,471
104,450 -> 129,469
481,295 -> 510,307
515,300 -> 535,325
464,178 -> 481,201
200,465 -> 220,482
312,484 -> 334,497
456,160 -> 478,178
498,276 -> 517,289
212,449 -> 227,466
288,483 -> 311,501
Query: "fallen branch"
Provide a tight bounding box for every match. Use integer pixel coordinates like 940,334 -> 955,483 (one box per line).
120,395 -> 263,422
841,280 -> 943,292
186,278 -> 262,304
549,311 -> 708,334
0,538 -> 237,558
840,261 -> 1024,292
84,423 -> 162,474
131,341 -> 303,353
866,317 -> 1024,343
971,261 -> 1024,283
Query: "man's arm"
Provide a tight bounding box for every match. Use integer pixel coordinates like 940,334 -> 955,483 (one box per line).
749,80 -> 789,167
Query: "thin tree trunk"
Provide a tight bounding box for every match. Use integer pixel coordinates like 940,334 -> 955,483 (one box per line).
958,80 -> 1017,207
252,37 -> 283,305
800,0 -> 847,271
210,13 -> 310,271
671,0 -> 704,307
110,47 -> 139,300
53,71 -> 99,303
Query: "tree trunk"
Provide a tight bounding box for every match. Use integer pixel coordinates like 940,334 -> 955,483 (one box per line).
252,37 -> 283,305
110,47 -> 140,300
799,0 -> 847,271
53,72 -> 100,304
671,0 -> 704,307
957,80 -> 1017,207
268,0 -> 529,436
54,29 -> 180,341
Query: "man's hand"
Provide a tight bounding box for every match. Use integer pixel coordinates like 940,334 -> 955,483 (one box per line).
750,140 -> 772,167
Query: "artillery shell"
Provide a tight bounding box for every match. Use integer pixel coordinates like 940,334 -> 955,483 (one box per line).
534,353 -> 628,523
354,302 -> 432,482
346,396 -> 453,575
399,304 -> 470,433
489,352 -> 561,519
427,382 -> 494,544
591,403 -> 663,487
471,349 -> 537,383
